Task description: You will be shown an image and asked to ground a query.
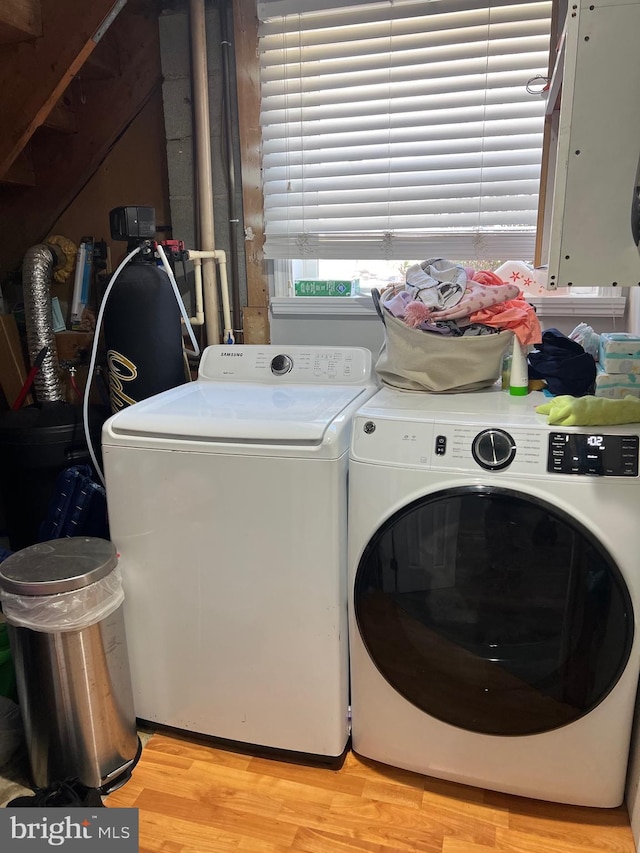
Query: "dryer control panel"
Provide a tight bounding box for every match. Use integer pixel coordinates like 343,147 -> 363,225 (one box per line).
548,433 -> 639,477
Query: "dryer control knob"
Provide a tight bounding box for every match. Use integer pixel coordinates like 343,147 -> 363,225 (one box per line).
271,354 -> 293,375
472,428 -> 516,471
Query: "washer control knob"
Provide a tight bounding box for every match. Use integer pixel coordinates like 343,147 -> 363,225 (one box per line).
270,354 -> 293,375
472,428 -> 516,471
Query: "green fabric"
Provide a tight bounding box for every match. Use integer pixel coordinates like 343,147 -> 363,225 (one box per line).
536,394 -> 640,426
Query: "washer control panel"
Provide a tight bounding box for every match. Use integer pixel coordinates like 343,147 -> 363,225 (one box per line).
199,345 -> 372,383
548,432 -> 639,477
352,415 -> 640,478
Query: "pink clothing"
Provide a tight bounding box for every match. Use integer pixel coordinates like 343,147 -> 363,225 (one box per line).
384,267 -> 542,345
470,270 -> 505,286
404,300 -> 434,328
430,270 -> 542,345
428,281 -> 520,321
468,291 -> 542,345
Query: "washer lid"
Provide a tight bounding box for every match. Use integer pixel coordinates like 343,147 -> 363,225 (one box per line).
105,381 -> 369,444
0,537 -> 117,596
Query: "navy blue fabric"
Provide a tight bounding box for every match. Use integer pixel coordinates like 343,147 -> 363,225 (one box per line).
528,328 -> 597,397
38,465 -> 109,542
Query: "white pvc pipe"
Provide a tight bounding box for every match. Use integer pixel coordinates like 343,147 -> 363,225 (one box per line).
189,261 -> 205,326
217,255 -> 233,343
189,0 -> 220,344
156,243 -> 201,357
187,249 -> 234,343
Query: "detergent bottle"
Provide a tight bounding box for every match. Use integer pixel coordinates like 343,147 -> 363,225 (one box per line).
509,337 -> 529,396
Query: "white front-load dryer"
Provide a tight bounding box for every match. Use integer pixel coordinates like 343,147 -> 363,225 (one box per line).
102,345 -> 377,764
348,386 -> 640,806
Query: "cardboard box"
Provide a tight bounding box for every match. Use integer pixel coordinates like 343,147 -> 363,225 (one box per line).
294,279 -> 360,296
55,331 -> 94,364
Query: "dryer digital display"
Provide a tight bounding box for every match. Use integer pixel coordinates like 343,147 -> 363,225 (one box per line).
547,433 -> 639,476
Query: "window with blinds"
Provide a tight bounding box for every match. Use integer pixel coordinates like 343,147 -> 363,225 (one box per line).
258,0 -> 552,264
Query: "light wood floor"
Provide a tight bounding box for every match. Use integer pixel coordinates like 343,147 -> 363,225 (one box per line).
105,732 -> 635,853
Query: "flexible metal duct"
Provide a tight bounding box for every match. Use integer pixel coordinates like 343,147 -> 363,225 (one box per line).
22,244 -> 64,403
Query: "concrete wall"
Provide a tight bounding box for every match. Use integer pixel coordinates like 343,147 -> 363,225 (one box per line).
158,2 -> 246,332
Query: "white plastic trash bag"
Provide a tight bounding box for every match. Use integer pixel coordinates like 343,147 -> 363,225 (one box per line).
0,567 -> 125,633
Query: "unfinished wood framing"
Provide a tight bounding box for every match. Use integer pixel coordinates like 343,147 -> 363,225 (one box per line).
0,0 -> 42,46
233,0 -> 269,344
1,146 -> 35,187
0,0 -> 125,179
0,7 -> 164,273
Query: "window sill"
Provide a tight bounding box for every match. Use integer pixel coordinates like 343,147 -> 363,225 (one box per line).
270,296 -> 378,317
270,291 -> 627,319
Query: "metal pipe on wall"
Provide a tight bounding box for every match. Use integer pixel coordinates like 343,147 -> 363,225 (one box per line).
189,0 -> 221,345
220,0 -> 243,342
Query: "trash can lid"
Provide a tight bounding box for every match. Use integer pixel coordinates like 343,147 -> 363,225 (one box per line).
0,538 -> 118,596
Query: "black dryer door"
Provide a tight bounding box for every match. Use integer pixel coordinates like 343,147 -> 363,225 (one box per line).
354,485 -> 634,736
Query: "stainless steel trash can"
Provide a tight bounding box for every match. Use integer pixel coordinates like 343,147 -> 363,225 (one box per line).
0,537 -> 139,791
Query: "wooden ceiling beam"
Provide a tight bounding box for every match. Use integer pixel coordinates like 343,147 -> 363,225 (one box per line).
0,147 -> 36,187
42,95 -> 78,134
82,34 -> 121,81
0,0 -> 42,46
0,0 -> 126,179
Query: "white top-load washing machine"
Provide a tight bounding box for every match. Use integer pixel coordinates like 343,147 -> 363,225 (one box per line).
348,385 -> 640,806
102,345 -> 377,763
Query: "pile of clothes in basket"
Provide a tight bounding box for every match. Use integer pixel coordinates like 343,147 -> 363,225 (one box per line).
382,258 -> 542,347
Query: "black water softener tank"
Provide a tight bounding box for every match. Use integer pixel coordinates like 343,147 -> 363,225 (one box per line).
0,402 -> 104,551
103,206 -> 187,415
102,258 -> 186,413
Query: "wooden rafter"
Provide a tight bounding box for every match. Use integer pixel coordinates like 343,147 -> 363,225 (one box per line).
0,7 -> 164,272
0,0 -> 126,179
0,0 -> 42,46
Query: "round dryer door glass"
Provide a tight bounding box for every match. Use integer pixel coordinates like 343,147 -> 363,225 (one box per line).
354,485 -> 634,736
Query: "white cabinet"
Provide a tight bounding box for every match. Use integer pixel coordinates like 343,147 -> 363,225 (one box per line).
544,0 -> 640,289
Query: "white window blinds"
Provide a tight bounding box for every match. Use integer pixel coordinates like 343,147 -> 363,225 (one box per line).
258,0 -> 552,261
